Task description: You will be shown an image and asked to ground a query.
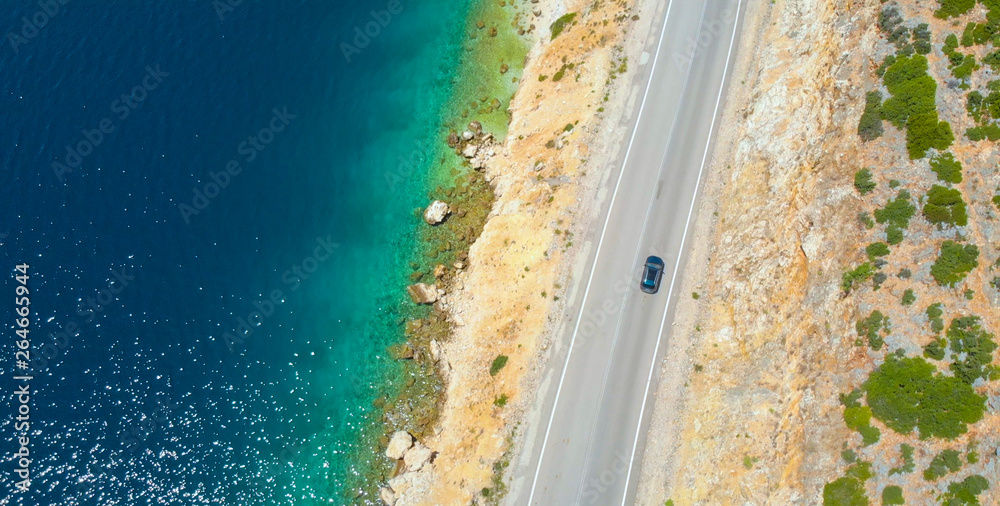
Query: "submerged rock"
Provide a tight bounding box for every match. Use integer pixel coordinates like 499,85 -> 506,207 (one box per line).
379,487 -> 396,505
385,431 -> 414,460
423,200 -> 450,225
462,144 -> 479,158
407,283 -> 439,304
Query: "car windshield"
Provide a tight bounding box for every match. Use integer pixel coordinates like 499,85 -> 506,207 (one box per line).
644,268 -> 657,284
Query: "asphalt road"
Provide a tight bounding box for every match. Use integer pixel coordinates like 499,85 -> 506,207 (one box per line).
508,0 -> 747,504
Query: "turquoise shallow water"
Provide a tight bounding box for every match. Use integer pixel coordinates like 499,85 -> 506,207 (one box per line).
0,0 -> 474,503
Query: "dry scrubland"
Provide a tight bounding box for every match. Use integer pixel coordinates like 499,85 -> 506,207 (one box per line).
378,0 -> 656,504
637,0 -> 1000,505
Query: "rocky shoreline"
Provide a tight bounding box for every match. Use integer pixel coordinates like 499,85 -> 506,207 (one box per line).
369,0 -> 661,503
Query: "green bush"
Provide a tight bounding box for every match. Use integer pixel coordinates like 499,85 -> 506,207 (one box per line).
859,212 -> 875,229
823,477 -> 868,506
947,316 -> 999,384
967,124 -> 1000,141
489,355 -> 509,376
924,449 -> 963,481
930,152 -> 964,183
924,337 -> 948,360
940,475 -> 989,505
854,168 -> 877,194
857,310 -> 889,350
858,92 -> 884,141
935,0 -> 977,19
923,185 -> 968,226
962,22 -> 977,47
931,241 -> 979,286
549,12 -> 577,40
842,263 -> 876,293
864,355 -> 986,439
889,443 -> 915,475
902,289 -> 916,305
953,54 -> 979,79
881,56 -> 937,129
844,405 -> 882,445
881,485 -> 904,505
866,242 -> 890,260
906,112 -> 954,159
944,33 -> 960,54
886,226 -> 904,245
875,190 -> 916,229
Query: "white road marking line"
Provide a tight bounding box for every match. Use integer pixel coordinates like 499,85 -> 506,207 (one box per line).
573,1 -> 708,500
525,0 -> 677,503
618,1 -> 745,504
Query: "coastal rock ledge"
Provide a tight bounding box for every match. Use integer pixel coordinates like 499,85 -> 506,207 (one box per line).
422,200 -> 450,225
385,430 -> 413,460
406,283 -> 438,304
381,431 -> 436,505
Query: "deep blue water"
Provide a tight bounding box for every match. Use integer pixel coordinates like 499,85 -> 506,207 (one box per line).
0,1 -> 471,503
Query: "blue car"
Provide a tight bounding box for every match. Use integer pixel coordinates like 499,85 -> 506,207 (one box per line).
640,255 -> 665,294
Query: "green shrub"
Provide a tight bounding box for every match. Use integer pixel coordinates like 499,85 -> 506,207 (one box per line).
859,212 -> 875,229
489,355 -> 509,376
953,54 -> 979,79
944,33 -> 960,54
823,477 -> 868,506
967,124 -> 1000,141
873,271 -> 889,291
866,242 -> 890,260
906,112 -> 954,159
864,355 -> 986,439
940,475 -> 989,505
947,316 -> 1000,384
902,289 -> 916,305
493,394 -> 508,407
881,485 -> 904,505
924,449 -> 963,481
923,185 -> 968,226
931,241 -> 979,286
935,0 -> 977,19
930,152 -> 964,183
859,92 -> 884,141
854,168 -> 877,194
889,443 -> 915,475
844,405 -> 882,445
925,337 -> 948,360
549,12 -> 577,40
881,56 -> 937,128
886,226 -> 904,245
842,263 -> 876,293
962,22 -> 977,47
857,310 -> 889,350
824,462 -> 873,506
875,190 -> 916,230
927,302 -> 944,320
